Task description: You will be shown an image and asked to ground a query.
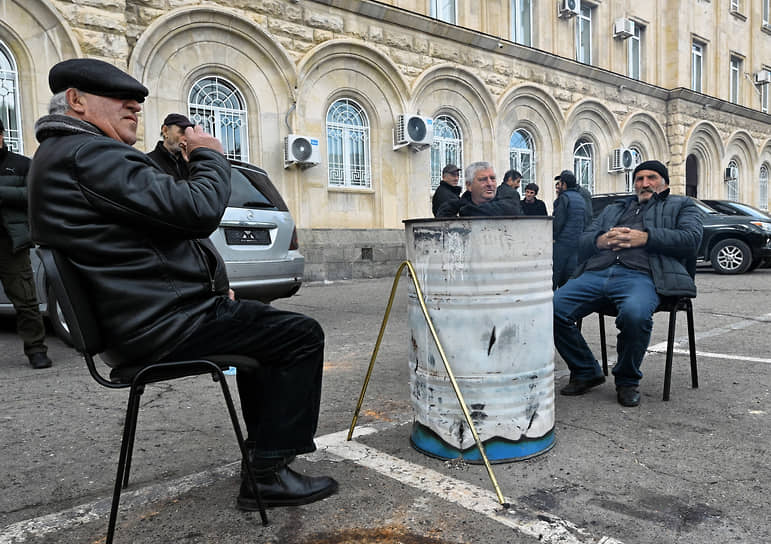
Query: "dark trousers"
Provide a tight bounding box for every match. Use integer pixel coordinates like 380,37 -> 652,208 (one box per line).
552,242 -> 578,290
163,297 -> 325,458
0,236 -> 47,356
553,264 -> 660,387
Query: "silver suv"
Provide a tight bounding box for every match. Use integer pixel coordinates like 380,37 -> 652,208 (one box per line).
2,160 -> 304,343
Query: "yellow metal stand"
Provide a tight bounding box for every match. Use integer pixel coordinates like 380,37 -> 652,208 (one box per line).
347,260 -> 508,506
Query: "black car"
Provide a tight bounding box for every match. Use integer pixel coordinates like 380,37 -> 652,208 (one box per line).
591,193 -> 771,274
701,199 -> 771,221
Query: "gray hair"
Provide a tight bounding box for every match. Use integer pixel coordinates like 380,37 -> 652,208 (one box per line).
464,161 -> 493,187
48,91 -> 70,114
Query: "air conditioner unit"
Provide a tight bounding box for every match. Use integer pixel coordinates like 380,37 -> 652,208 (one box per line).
613,18 -> 635,39
754,69 -> 771,85
284,134 -> 320,168
609,148 -> 635,172
558,0 -> 581,18
394,114 -> 434,148
724,166 -> 738,181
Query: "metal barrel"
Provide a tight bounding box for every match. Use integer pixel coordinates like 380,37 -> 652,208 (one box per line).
404,216 -> 555,463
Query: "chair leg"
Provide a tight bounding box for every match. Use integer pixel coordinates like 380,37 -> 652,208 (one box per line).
107,385 -> 143,544
686,301 -> 698,389
598,314 -> 609,376
213,370 -> 269,526
663,309 -> 677,402
121,384 -> 144,489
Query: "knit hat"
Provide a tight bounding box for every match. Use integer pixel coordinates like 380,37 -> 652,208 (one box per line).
633,160 -> 669,184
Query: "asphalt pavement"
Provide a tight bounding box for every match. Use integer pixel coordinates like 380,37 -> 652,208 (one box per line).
0,266 -> 769,544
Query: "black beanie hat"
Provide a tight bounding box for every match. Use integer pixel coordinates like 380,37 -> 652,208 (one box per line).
633,160 -> 669,184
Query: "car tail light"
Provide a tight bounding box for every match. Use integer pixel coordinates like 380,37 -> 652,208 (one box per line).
289,227 -> 299,250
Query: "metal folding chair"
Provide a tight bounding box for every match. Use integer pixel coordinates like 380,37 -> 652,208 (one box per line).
37,247 -> 268,544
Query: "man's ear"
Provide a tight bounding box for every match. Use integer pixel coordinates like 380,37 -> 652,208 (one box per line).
66,88 -> 86,113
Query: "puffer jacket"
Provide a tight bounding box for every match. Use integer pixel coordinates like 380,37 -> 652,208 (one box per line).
28,114 -> 232,367
552,188 -> 587,244
576,190 -> 703,297
0,145 -> 33,251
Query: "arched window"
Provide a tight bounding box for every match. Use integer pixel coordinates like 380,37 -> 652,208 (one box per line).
726,159 -> 739,201
624,148 -> 643,192
509,129 -> 535,186
188,76 -> 248,161
430,115 -> 463,191
0,42 -> 23,153
326,98 -> 371,188
573,139 -> 594,193
760,165 -> 769,211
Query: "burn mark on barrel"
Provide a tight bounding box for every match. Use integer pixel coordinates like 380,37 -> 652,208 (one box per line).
456,420 -> 465,444
470,410 -> 488,422
487,326 -> 497,356
526,409 -> 538,431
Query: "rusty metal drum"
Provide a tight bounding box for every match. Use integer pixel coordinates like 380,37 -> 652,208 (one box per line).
404,216 -> 555,462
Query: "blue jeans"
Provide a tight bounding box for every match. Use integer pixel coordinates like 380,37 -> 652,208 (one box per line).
553,264 -> 660,387
163,297 -> 325,458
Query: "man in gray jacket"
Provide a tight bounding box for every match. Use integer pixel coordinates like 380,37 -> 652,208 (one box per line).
553,161 -> 703,407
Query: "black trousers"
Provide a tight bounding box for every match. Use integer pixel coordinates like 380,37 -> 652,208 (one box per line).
163,296 -> 325,458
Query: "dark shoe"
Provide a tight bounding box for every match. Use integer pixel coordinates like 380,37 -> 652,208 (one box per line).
28,353 -> 52,369
617,386 -> 641,407
238,461 -> 338,509
560,375 -> 605,396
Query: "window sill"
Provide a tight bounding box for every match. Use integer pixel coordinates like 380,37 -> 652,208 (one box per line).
762,23 -> 771,36
729,9 -> 747,22
328,186 -> 375,194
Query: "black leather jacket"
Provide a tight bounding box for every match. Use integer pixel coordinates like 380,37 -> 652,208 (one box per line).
28,114 -> 232,366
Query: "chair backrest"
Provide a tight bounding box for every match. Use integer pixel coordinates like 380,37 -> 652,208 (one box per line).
36,247 -> 105,355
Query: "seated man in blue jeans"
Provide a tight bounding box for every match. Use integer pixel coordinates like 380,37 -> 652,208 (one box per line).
553,161 -> 702,406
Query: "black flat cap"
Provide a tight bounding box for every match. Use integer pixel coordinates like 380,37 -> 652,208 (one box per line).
162,113 -> 194,129
49,58 -> 148,103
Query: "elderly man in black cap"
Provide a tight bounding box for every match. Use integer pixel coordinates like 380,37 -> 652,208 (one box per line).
0,119 -> 53,369
28,58 -> 337,509
147,113 -> 195,180
552,160 -> 702,407
432,163 -> 462,216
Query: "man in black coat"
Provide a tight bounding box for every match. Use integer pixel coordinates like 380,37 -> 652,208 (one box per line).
436,161 -> 521,217
520,182 -> 547,216
28,58 -> 336,509
432,163 -> 461,216
146,113 -> 194,180
0,120 -> 52,369
552,170 -> 589,290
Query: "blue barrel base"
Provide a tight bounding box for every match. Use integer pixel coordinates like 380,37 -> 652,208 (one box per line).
410,421 -> 555,464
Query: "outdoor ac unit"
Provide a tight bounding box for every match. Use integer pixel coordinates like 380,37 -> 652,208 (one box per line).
558,0 -> 581,18
613,18 -> 635,39
394,114 -> 434,147
754,69 -> 771,85
284,134 -> 320,168
609,148 -> 635,172
725,166 -> 738,181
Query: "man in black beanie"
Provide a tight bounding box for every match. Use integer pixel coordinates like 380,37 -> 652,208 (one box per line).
552,160 -> 703,407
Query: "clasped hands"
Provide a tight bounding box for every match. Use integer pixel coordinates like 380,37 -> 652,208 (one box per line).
597,227 -> 648,251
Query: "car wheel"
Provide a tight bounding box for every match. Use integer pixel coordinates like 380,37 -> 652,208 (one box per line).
47,284 -> 74,346
709,238 -> 752,274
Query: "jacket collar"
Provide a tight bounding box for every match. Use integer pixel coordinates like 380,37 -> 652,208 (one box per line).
34,114 -> 105,143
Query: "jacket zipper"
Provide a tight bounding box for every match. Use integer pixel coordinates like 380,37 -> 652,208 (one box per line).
193,240 -> 216,292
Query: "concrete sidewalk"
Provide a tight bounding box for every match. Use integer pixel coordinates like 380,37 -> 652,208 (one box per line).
1,268 -> 769,544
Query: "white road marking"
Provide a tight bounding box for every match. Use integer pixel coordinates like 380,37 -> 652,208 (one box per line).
648,346 -> 771,365
312,427 -> 622,544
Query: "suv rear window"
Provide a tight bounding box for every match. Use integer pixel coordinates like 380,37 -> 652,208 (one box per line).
230,162 -> 289,212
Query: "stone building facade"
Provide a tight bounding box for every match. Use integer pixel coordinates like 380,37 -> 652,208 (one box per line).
1,0 -> 770,280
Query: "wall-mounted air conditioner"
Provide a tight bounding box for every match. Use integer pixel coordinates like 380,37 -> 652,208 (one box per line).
284,134 -> 320,168
613,18 -> 635,39
394,114 -> 434,150
724,166 -> 738,181
558,0 -> 581,19
608,148 -> 635,172
754,69 -> 771,85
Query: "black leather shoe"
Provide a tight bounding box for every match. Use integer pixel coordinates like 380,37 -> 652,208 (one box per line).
617,386 -> 641,407
28,353 -> 52,369
238,463 -> 338,510
560,375 -> 605,396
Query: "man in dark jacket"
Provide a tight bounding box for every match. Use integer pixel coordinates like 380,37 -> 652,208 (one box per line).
28,59 -> 336,509
552,170 -> 588,290
521,182 -> 547,216
436,161 -> 521,217
432,163 -> 461,216
0,121 -> 52,369
146,113 -> 194,180
495,169 -> 522,201
553,160 -> 703,407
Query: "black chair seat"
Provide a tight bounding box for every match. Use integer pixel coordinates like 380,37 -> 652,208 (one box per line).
108,355 -> 261,384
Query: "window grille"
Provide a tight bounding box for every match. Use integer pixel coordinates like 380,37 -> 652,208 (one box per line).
574,139 -> 594,194
188,76 -> 249,161
430,115 -> 463,191
509,129 -> 535,186
0,42 -> 23,154
326,98 -> 371,188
